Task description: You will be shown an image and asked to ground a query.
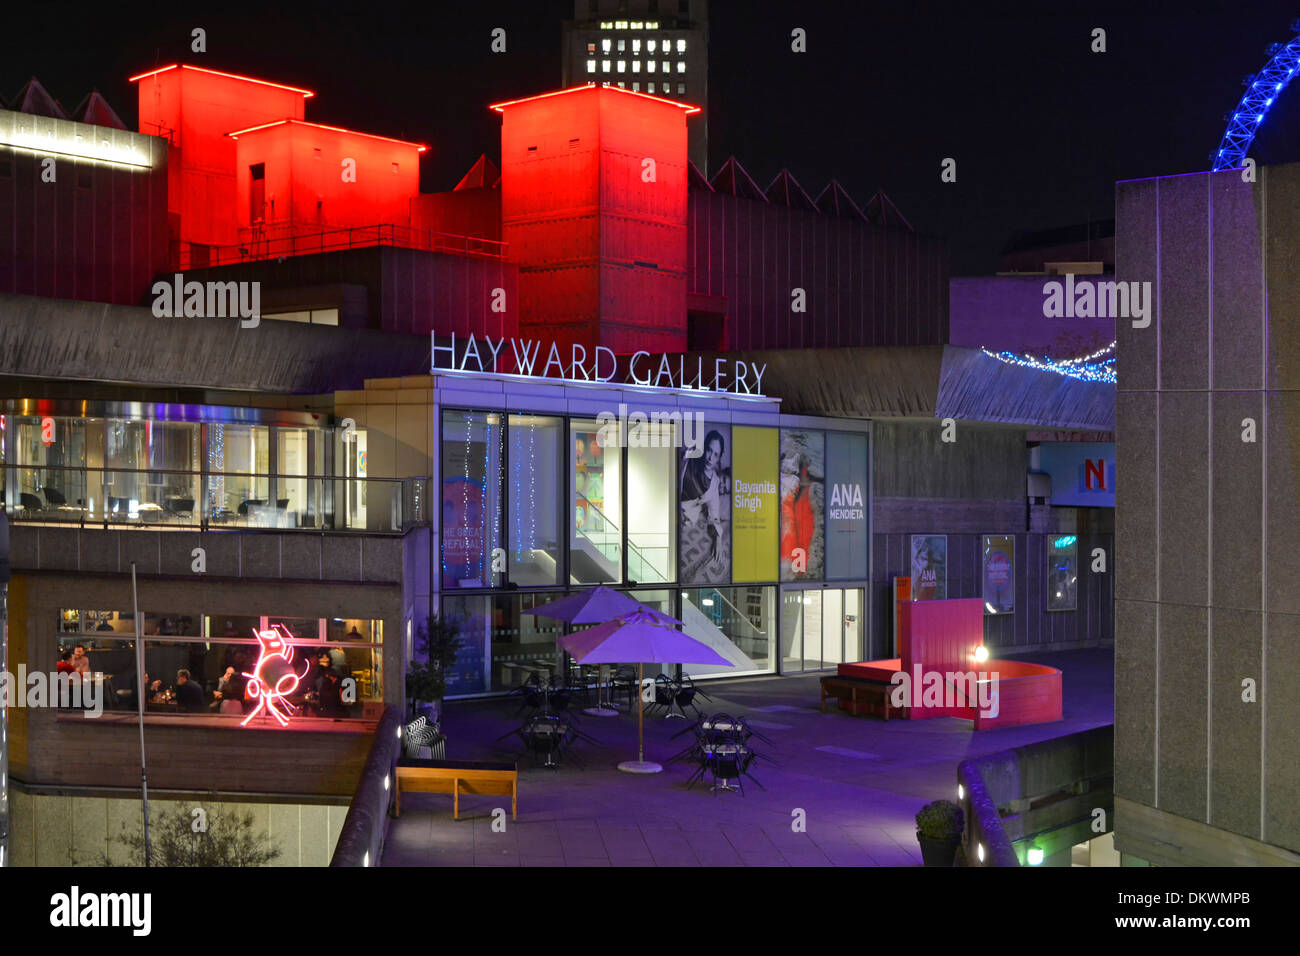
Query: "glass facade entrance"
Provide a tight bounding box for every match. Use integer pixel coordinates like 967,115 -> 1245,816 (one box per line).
781,587 -> 864,672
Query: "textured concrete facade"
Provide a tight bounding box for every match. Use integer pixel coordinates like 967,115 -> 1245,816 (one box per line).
1114,162 -> 1300,863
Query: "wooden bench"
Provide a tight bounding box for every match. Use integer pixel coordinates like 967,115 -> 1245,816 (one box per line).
395,758 -> 518,820
820,676 -> 893,720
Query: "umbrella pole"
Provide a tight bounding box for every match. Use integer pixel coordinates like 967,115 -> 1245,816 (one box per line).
617,661 -> 662,774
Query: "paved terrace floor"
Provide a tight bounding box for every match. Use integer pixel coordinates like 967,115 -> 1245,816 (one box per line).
383,647 -> 1113,867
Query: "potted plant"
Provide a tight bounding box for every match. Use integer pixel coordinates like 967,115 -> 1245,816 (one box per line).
915,799 -> 964,866
405,613 -> 464,725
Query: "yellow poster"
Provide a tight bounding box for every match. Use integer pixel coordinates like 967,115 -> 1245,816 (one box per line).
731,426 -> 779,582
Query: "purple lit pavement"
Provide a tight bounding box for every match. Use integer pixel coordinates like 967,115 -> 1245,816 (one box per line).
382,648 -> 1112,867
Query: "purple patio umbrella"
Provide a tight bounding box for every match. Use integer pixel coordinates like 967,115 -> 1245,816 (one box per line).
525,586 -> 677,715
559,607 -> 732,773
525,585 -> 677,625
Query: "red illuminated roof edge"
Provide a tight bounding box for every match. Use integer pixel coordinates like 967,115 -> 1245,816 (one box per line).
128,64 -> 315,98
225,118 -> 427,151
489,84 -> 700,115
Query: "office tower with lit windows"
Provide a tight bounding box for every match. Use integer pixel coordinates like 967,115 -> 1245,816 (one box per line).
561,0 -> 709,174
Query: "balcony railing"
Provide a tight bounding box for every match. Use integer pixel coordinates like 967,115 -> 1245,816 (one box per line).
174,222 -> 507,270
3,465 -> 429,534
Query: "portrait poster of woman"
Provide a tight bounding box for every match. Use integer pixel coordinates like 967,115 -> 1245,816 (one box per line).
678,425 -> 731,583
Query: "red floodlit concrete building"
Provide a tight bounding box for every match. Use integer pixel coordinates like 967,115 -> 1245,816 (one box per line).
131,64 -> 315,260
228,119 -> 425,237
494,86 -> 697,352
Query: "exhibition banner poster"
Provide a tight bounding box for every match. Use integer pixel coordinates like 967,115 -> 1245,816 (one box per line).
679,423 -> 731,583
732,426 -> 779,582
780,429 -> 826,580
826,431 -> 869,579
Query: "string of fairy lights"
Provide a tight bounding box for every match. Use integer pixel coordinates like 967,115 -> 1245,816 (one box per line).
979,341 -> 1117,384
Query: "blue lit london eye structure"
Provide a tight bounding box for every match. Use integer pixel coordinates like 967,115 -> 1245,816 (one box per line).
1212,20 -> 1300,171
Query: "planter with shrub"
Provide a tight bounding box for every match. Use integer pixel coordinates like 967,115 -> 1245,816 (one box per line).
915,799 -> 964,866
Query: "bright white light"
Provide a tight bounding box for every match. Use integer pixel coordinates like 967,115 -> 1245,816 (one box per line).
384,774 -> 390,791
677,39 -> 687,53
1027,845 -> 1045,866
974,645 -> 989,664
957,783 -> 965,800
702,598 -> 714,606
587,60 -> 596,73
1,121 -> 153,169
977,843 -> 985,863
602,38 -> 611,52
363,851 -> 370,866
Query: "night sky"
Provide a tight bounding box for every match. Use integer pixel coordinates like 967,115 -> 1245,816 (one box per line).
5,0 -> 1300,274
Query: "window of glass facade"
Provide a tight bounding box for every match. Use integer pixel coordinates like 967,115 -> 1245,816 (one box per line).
443,592 -> 564,696
207,423 -> 269,522
627,421 -> 676,584
440,410 -> 504,589
3,412 -> 385,530
571,418 -> 622,584
508,414 -> 563,587
681,586 -> 774,678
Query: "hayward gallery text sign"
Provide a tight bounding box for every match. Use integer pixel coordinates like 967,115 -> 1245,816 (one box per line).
431,332 -> 769,396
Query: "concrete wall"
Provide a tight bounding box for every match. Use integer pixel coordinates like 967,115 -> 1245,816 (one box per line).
8,788 -> 348,867
1114,162 -> 1300,862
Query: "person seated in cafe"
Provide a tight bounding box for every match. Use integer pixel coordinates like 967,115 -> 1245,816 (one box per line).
328,645 -> 348,676
174,669 -> 206,712
69,645 -> 91,676
95,619 -> 115,632
56,650 -> 76,674
211,666 -> 240,712
311,653 -> 347,718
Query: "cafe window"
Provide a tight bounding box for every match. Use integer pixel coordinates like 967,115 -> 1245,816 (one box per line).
53,609 -> 385,719
508,414 -> 564,587
571,417 -> 622,584
441,410 -> 505,589
626,418 -> 676,584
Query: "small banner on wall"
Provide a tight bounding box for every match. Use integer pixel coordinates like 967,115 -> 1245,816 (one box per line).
731,426 -> 779,582
982,535 -> 1015,615
909,535 -> 947,600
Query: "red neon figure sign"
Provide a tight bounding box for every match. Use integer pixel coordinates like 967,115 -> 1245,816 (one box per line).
241,624 -> 310,727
